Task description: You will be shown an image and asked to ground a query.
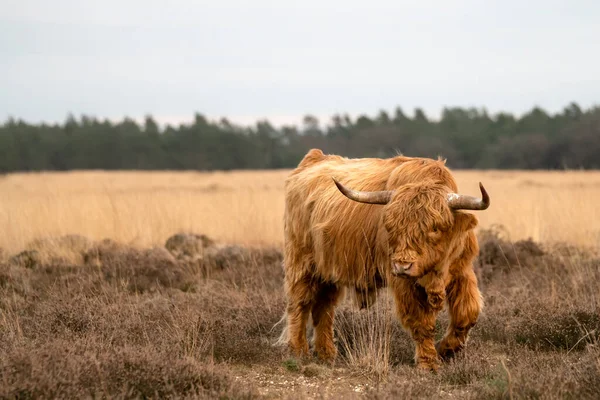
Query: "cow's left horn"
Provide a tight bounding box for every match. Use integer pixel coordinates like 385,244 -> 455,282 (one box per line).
333,178 -> 393,205
447,182 -> 490,210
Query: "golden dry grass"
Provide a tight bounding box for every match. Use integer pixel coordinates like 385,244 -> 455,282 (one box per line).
1,169 -> 599,254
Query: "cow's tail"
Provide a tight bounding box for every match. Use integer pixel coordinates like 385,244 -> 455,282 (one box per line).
271,310 -> 314,347
271,311 -> 289,347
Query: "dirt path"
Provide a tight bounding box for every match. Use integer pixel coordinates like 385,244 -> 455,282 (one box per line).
231,363 -> 378,399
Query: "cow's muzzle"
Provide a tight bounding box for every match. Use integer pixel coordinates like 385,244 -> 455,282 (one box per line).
392,261 -> 414,276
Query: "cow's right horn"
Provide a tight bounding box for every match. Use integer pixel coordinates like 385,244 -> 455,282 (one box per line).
447,182 -> 490,210
333,178 -> 393,205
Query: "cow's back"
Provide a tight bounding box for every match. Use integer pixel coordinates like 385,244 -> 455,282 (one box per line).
283,149 -> 406,286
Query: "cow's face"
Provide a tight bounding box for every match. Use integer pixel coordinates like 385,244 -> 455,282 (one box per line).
383,183 -> 478,277
332,176 -> 489,278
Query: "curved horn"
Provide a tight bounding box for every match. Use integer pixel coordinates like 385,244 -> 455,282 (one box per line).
332,178 -> 393,205
447,182 -> 490,210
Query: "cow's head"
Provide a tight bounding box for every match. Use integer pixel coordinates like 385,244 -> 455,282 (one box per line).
333,178 -> 489,278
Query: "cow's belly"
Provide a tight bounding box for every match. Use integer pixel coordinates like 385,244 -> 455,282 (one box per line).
313,259 -> 384,290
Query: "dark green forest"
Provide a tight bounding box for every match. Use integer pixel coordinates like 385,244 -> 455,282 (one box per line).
1,102 -> 599,172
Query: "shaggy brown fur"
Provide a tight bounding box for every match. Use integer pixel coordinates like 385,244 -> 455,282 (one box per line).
277,149 -> 486,371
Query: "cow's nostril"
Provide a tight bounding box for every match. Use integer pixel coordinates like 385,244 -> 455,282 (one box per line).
393,262 -> 413,274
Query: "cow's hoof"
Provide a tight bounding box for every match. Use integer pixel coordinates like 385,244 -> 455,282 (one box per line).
435,341 -> 462,361
289,342 -> 311,360
417,360 -> 440,373
314,345 -> 337,364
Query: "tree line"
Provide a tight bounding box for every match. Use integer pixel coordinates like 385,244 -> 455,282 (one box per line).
1,102 -> 599,172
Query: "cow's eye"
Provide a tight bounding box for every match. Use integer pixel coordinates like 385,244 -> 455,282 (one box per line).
428,227 -> 442,241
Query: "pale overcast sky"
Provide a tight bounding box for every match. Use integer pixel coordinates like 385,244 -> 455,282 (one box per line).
1,0 -> 599,127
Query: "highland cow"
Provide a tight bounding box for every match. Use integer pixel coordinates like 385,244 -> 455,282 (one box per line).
276,149 -> 490,371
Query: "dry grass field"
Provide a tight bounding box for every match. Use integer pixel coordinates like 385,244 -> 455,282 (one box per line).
2,169 -> 600,253
1,168 -> 599,399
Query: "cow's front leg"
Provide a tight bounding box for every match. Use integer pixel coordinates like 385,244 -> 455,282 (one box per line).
392,278 -> 441,371
436,267 -> 482,360
417,269 -> 447,312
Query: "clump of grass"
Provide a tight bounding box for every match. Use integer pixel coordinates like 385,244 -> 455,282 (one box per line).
302,363 -> 329,378
84,239 -> 198,293
0,341 -> 255,399
283,358 -> 300,372
335,293 -> 396,379
476,303 -> 600,351
439,344 -> 496,386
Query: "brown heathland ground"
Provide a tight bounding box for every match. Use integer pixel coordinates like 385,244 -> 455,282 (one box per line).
1,170 -> 599,399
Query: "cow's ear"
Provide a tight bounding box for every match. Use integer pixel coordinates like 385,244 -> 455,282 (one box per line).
454,212 -> 478,232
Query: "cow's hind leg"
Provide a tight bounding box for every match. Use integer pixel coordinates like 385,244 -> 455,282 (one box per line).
285,275 -> 317,358
311,282 -> 344,362
436,267 -> 482,360
392,278 -> 441,371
